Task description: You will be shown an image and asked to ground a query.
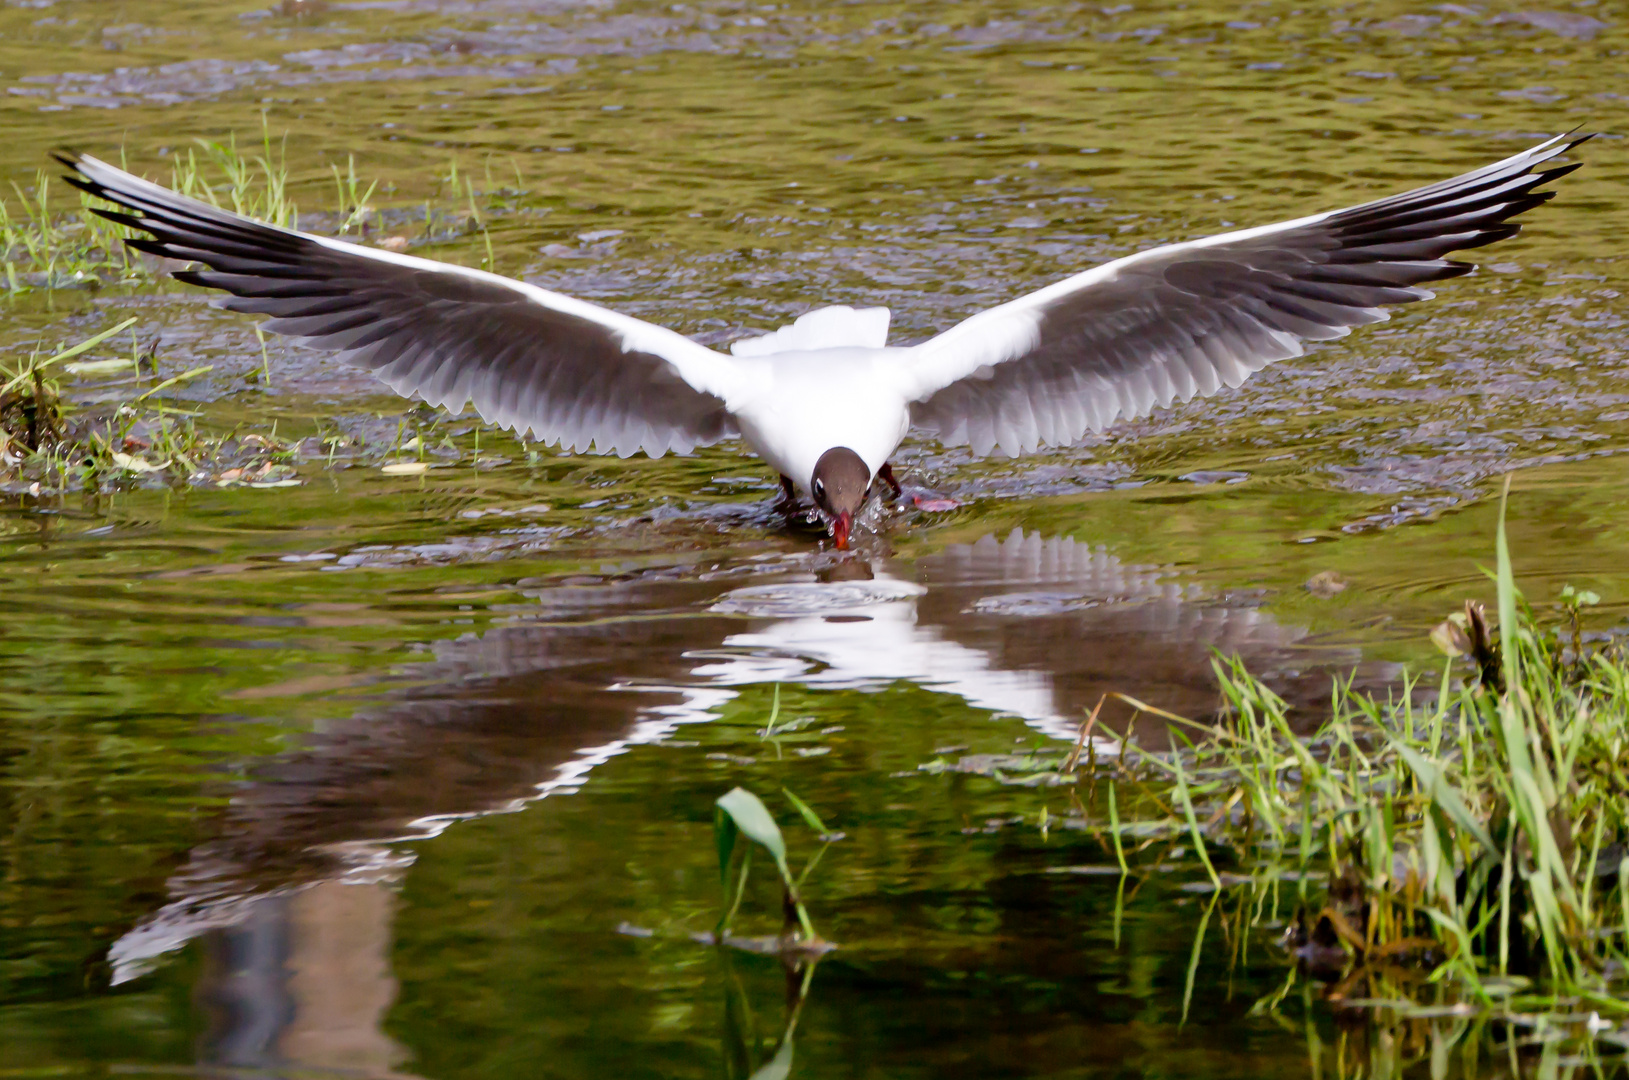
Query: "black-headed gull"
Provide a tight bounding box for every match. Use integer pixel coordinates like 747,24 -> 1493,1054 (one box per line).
59,133 -> 1587,547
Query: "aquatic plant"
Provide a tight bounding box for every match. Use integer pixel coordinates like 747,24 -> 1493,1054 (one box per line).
0,324 -> 524,495
0,318 -> 282,491
330,153 -> 380,236
1085,484 -> 1629,1061
168,123 -> 299,231
1,317 -> 137,461
712,785 -> 832,950
0,169 -> 140,290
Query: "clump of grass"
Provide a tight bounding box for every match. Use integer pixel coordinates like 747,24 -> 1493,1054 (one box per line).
1091,482 -> 1629,1057
0,318 -> 274,492
3,124 -> 535,296
1,317 -> 138,461
1,170 -> 142,290
331,153 -> 379,236
169,120 -> 299,231
0,133 -> 295,295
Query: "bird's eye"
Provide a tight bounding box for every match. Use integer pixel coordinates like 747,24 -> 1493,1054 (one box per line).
813,478 -> 825,500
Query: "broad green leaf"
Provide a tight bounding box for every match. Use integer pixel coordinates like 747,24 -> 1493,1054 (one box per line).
716,787 -> 788,872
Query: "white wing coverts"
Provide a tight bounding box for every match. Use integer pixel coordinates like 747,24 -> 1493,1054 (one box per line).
59,152 -> 751,458
901,133 -> 1590,457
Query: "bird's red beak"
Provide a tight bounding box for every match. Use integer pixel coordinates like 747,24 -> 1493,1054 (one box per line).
832,511 -> 852,550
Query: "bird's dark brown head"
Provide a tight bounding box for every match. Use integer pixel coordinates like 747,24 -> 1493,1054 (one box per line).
811,447 -> 870,550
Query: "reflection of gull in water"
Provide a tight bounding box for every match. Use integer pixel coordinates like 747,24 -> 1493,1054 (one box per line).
681,529 -> 1327,740
693,575 -> 1067,736
915,530 -> 1342,725
107,532 -> 1349,994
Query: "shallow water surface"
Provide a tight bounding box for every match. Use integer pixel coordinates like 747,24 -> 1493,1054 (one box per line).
1,1 -> 1627,1076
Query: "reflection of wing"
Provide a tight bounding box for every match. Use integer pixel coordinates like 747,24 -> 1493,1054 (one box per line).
61,153 -> 752,457
918,528 -> 1182,593
913,529 -> 1368,726
108,578 -> 741,986
901,135 -> 1587,456
684,530 -> 1355,739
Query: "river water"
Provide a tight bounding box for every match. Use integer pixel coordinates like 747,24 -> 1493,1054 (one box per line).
1,1 -> 1625,1076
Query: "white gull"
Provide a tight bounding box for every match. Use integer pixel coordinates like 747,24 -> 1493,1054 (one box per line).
59,132 -> 1588,546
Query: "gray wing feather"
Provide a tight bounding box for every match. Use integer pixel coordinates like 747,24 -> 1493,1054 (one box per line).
906,133 -> 1589,457
58,153 -> 742,458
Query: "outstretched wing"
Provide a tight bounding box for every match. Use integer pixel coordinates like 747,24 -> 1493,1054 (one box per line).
901,132 -> 1589,457
59,153 -> 754,458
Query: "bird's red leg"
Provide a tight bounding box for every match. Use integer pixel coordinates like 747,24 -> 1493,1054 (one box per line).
878,462 -> 903,500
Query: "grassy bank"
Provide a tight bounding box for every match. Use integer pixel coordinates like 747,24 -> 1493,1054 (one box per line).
1071,484 -> 1629,1071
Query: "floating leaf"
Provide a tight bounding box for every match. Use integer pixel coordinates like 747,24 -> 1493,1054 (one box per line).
109,452 -> 168,473
380,460 -> 429,475
64,358 -> 136,376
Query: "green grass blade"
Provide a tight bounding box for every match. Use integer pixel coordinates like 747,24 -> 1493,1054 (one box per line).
1495,477 -> 1522,699
1107,780 -> 1128,875
1390,740 -> 1497,854
1180,893 -> 1218,1027
782,786 -> 828,834
1169,736 -> 1222,891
